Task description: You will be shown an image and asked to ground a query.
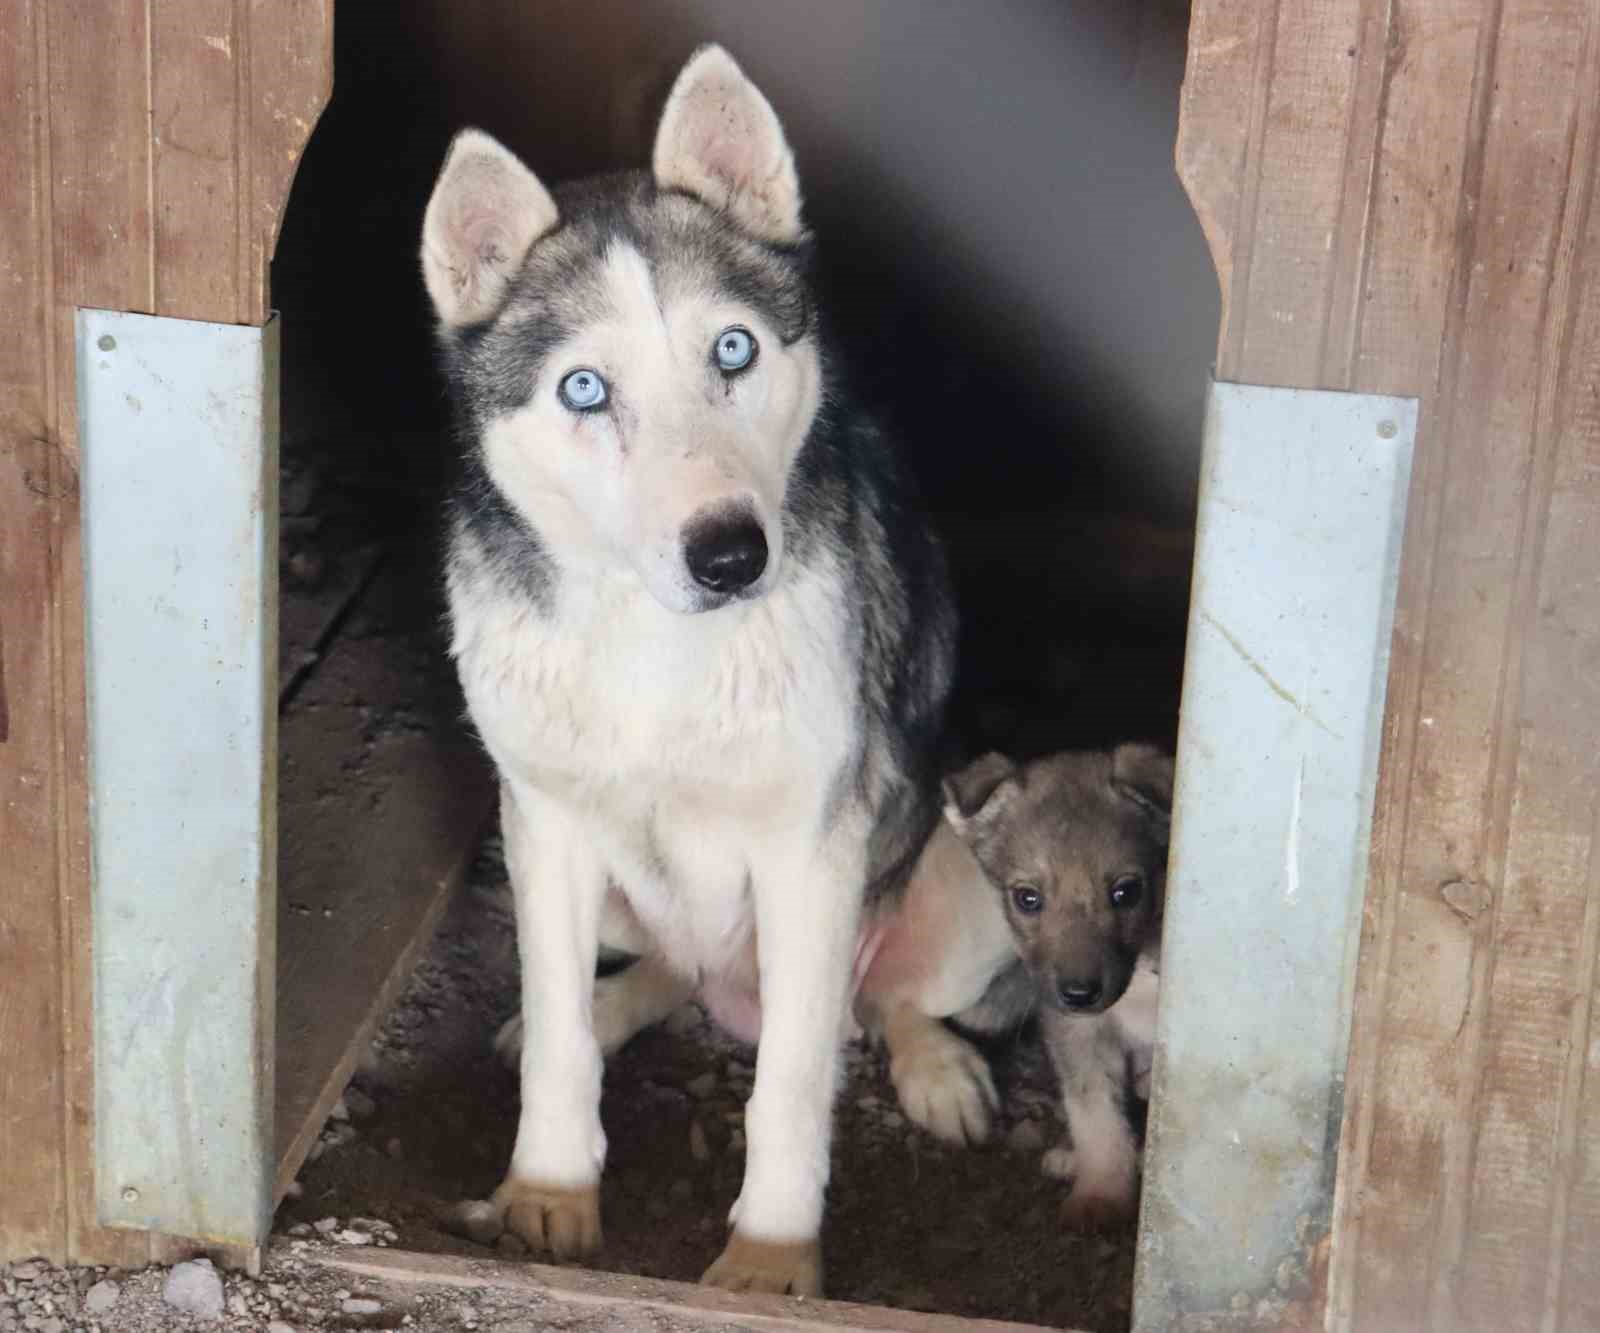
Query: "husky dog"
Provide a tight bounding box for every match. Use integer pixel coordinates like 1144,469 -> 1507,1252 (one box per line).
420,46 -> 956,1295
855,745 -> 1172,1225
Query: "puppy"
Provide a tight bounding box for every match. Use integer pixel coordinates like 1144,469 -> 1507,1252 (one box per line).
856,744 -> 1172,1224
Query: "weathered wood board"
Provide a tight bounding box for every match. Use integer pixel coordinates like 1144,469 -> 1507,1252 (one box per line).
0,0 -> 330,1264
1176,1 -> 1600,1327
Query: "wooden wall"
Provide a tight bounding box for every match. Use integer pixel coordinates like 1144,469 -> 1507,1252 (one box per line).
1178,1 -> 1600,1328
0,0 -> 330,1265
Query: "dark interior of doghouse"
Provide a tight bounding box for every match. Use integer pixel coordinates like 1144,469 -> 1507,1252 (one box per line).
268,3 -> 1215,1329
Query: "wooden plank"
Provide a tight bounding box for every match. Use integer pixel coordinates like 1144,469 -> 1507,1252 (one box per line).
296,1242 -> 1069,1333
272,558 -> 494,1198
0,0 -> 330,1265
1177,0 -> 1600,1328
0,0 -> 67,1262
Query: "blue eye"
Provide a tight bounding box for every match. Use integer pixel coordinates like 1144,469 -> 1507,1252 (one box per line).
559,368 -> 607,411
713,326 -> 757,373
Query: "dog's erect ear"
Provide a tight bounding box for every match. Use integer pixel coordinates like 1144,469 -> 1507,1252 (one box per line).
942,752 -> 1019,835
1110,743 -> 1175,832
652,45 -> 804,245
421,129 -> 558,328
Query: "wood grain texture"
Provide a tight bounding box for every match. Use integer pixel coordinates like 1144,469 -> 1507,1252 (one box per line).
0,0 -> 330,1265
1177,0 -> 1600,1327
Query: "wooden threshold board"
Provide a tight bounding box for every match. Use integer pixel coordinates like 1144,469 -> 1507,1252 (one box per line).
291,1241 -> 1072,1333
273,555 -> 494,1199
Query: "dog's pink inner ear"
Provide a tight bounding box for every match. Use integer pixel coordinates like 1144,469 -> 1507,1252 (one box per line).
421,131 -> 558,327
653,46 -> 804,245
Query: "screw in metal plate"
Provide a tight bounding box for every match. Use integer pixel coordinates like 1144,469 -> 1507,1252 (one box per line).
1377,419 -> 1398,440
97,334 -> 116,352
121,1186 -> 139,1203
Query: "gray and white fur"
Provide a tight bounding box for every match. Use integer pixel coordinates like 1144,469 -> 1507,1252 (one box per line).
421,45 -> 955,1296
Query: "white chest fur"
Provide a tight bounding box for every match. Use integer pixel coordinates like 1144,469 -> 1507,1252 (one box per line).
450,557 -> 859,970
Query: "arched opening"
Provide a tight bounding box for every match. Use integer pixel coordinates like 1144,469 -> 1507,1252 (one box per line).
268,4 -> 1217,1326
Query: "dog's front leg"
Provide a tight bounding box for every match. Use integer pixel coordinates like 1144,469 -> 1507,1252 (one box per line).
492,778 -> 607,1258
702,825 -> 864,1297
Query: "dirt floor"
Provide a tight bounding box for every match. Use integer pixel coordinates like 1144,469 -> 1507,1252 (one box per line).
269,836 -> 1140,1333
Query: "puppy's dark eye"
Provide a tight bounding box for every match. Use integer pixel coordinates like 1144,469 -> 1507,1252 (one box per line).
1109,874 -> 1145,909
1010,884 -> 1044,915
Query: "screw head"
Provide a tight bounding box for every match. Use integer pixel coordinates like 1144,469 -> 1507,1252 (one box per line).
121,1186 -> 139,1203
97,334 -> 116,352
1377,419 -> 1398,440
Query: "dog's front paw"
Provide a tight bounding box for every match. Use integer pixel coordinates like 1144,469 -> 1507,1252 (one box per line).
701,1232 -> 821,1296
1041,1144 -> 1139,1229
491,1177 -> 602,1259
891,1025 -> 999,1145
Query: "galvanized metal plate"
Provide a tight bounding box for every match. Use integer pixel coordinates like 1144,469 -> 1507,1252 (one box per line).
79,308 -> 278,1245
1133,380 -> 1417,1328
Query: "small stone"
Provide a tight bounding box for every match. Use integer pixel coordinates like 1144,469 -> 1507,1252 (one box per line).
10,1266 -> 42,1284
495,1232 -> 527,1259
686,1072 -> 717,1099
227,1290 -> 249,1317
1008,1119 -> 1047,1153
162,1260 -> 224,1320
328,1097 -> 350,1123
312,1217 -> 340,1235
267,1322 -> 298,1333
881,1110 -> 904,1129
287,1223 -> 312,1237
283,1180 -> 303,1200
334,1229 -> 373,1246
444,1199 -> 504,1248
83,1281 -> 118,1316
341,1297 -> 383,1316
457,1305 -> 479,1326
689,1121 -> 710,1162
343,1088 -> 377,1121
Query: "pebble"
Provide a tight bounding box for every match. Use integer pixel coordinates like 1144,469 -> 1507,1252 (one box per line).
334,1229 -> 374,1246
268,1322 -> 299,1333
329,1097 -> 350,1122
83,1280 -> 118,1316
1008,1119 -> 1047,1153
283,1180 -> 304,1200
162,1259 -> 224,1320
9,1265 -> 43,1284
448,1200 -> 505,1247
227,1290 -> 250,1317
344,1087 -> 378,1120
686,1072 -> 718,1100
341,1297 -> 383,1315
689,1120 -> 710,1162
312,1217 -> 341,1235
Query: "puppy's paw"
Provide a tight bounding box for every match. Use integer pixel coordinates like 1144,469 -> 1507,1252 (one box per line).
491,1177 -> 602,1259
891,1026 -> 999,1145
702,1232 -> 822,1296
492,1013 -> 524,1071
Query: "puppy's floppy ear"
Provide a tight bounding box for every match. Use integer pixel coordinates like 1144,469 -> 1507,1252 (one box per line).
421,129 -> 558,328
942,752 -> 1019,836
1110,742 -> 1175,832
652,44 -> 804,245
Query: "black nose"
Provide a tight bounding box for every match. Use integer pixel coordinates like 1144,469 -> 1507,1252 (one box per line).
685,513 -> 768,594
1058,979 -> 1103,1009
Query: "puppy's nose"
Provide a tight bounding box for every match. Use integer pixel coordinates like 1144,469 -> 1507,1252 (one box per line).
685,511 -> 768,594
1058,979 -> 1103,1010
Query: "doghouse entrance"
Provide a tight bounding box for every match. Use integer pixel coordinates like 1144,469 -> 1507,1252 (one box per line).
255,5 -> 1215,1329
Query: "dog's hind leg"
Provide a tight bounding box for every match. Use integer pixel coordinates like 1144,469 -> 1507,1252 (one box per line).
702,822 -> 865,1297
1039,1009 -> 1141,1227
495,954 -> 694,1069
490,780 -> 608,1259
